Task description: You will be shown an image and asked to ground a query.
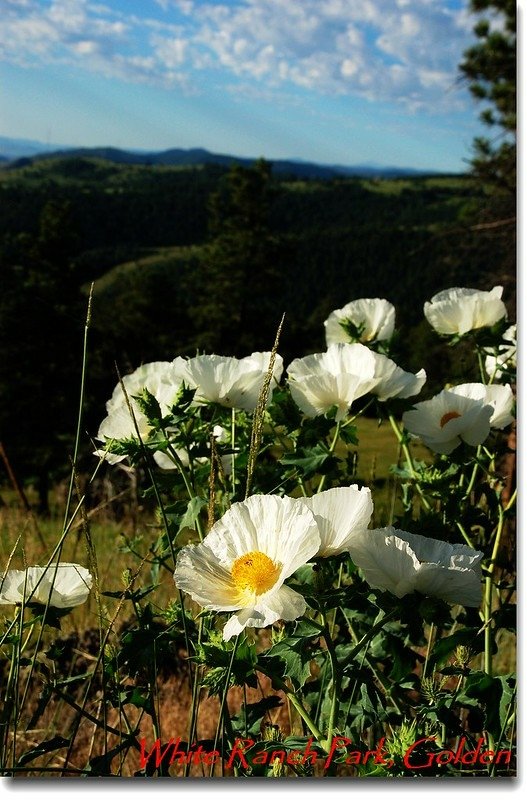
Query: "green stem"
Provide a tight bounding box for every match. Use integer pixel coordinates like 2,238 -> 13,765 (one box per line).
211,635 -> 240,776
317,420 -> 341,494
462,446 -> 483,501
422,622 -> 435,681
255,665 -> 324,743
476,346 -> 488,385
321,621 -> 340,750
60,284 -> 93,535
185,617 -> 204,777
484,504 -> 506,676
456,521 -> 477,549
231,407 -> 236,494
388,413 -> 431,511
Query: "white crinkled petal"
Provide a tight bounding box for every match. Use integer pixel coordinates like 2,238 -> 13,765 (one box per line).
414,563 -> 482,607
349,527 -> 483,606
289,368 -> 376,421
98,402 -> 151,441
289,372 -> 349,419
347,528 -> 420,597
483,384 -> 514,429
301,486 -> 373,557
324,343 -> 377,379
174,543 -> 242,611
176,353 -> 282,411
451,383 -> 514,430
243,352 -> 284,383
107,361 -> 178,412
0,570 -> 27,604
457,404 -> 493,446
153,451 -> 180,470
287,352 -> 326,381
371,351 -> 426,401
222,585 -> 307,641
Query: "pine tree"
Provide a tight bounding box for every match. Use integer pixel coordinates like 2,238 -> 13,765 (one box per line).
459,0 -> 516,196
188,160 -> 287,355
458,0 -> 516,308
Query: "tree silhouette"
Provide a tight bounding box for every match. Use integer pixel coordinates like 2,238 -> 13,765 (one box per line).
460,0 -> 516,196
188,160 -> 287,355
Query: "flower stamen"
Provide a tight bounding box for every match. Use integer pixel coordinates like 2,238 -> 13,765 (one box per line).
440,411 -> 461,428
231,550 -> 281,596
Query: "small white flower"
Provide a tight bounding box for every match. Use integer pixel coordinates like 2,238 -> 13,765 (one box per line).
106,361 -> 185,413
448,383 -> 514,430
324,298 -> 395,345
424,286 -> 507,336
0,564 -> 93,608
485,325 -> 517,381
174,495 -> 320,640
300,485 -> 373,557
178,352 -> 283,412
370,351 -> 426,402
95,360 -> 187,463
287,343 -> 378,421
402,386 -> 494,454
348,528 -> 483,607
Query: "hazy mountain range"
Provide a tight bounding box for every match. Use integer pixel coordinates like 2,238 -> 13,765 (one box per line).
0,135 -> 447,179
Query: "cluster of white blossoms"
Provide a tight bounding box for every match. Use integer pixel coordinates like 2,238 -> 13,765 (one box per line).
95,299 -> 429,463
174,488 -> 483,640
0,563 -> 93,608
94,288 -> 512,640
95,352 -> 282,464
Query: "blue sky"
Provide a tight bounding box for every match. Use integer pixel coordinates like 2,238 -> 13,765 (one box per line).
0,0 -> 499,170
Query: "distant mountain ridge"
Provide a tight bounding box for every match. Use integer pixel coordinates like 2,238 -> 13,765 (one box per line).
0,135 -> 446,179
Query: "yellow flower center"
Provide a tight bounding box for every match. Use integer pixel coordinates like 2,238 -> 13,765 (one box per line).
231,550 -> 281,596
440,410 -> 462,428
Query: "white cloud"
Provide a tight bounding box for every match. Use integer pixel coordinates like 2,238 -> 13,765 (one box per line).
0,0 -> 480,112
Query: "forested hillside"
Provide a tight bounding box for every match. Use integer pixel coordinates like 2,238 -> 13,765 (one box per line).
0,155 -> 515,499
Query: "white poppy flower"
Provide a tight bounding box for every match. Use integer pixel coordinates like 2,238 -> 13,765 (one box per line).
449,383 -> 514,430
324,298 -> 395,345
348,528 -> 483,607
485,325 -> 517,381
96,359 -> 187,463
106,360 -> 186,413
402,387 -> 494,454
300,486 -> 373,557
287,343 -> 378,421
424,286 -> 507,336
178,352 -> 283,412
174,495 -> 320,640
369,351 -> 426,402
0,563 -> 93,608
